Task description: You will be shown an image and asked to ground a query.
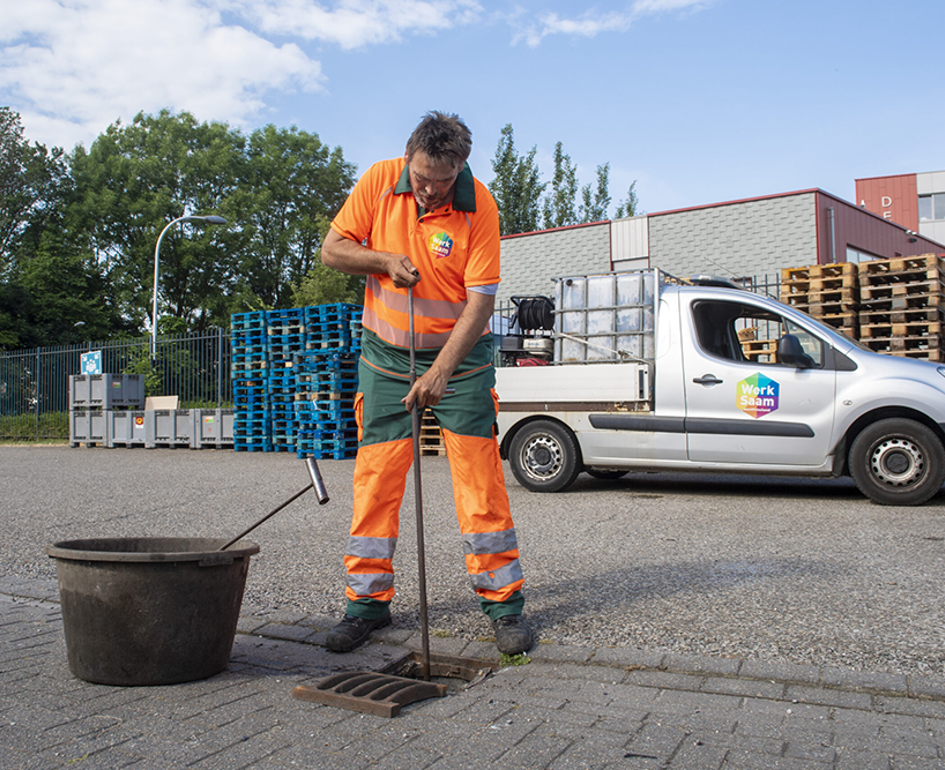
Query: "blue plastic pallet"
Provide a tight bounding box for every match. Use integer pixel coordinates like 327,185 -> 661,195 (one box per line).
231,311 -> 267,331
233,441 -> 273,452
268,308 -> 305,322
231,336 -> 267,351
232,364 -> 270,379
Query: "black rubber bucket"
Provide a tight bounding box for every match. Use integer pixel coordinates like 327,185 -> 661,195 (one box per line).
45,537 -> 260,686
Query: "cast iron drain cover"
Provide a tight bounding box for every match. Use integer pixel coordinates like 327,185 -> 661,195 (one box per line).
293,671 -> 447,717
294,652 -> 496,718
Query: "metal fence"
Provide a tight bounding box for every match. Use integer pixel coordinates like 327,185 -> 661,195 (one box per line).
1,272 -> 783,442
0,328 -> 233,441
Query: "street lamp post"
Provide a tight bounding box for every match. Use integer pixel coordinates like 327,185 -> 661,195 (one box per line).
151,215 -> 227,359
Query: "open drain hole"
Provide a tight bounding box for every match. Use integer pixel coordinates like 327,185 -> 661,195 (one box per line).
293,652 -> 497,717
382,651 -> 497,694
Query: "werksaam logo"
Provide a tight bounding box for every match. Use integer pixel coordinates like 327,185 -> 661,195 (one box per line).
737,373 -> 779,418
429,232 -> 453,259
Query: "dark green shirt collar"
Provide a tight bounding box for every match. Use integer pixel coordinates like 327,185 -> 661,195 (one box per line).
395,160 -> 477,213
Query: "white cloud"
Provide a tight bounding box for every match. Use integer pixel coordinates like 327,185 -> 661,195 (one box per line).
0,0 -> 707,151
234,0 -> 483,49
0,0 -> 323,150
514,0 -> 709,47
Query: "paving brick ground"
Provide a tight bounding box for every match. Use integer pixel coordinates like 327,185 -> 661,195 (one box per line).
3,579 -> 945,769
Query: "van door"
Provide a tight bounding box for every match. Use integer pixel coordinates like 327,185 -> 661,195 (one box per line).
681,295 -> 837,466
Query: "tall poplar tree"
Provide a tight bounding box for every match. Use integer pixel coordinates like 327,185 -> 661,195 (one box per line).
488,124 -> 545,235
542,142 -> 579,229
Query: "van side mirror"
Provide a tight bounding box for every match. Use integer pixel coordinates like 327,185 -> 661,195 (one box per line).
779,334 -> 814,369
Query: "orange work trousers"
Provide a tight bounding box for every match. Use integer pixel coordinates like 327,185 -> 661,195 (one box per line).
342,346 -> 524,622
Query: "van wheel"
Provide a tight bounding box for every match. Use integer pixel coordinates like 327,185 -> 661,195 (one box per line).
849,418 -> 945,506
508,420 -> 582,492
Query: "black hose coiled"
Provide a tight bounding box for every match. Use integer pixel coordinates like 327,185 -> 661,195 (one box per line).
515,297 -> 555,331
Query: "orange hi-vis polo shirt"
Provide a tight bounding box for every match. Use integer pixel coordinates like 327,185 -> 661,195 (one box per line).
330,157 -> 501,349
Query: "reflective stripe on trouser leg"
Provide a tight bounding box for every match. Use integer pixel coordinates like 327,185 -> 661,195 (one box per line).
344,436 -> 413,604
343,356 -> 416,609
441,427 -> 524,603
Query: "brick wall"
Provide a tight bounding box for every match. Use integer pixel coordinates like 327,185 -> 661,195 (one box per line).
648,193 -> 818,281
498,222 -> 611,302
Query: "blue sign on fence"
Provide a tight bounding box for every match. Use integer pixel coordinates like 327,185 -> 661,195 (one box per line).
81,351 -> 102,375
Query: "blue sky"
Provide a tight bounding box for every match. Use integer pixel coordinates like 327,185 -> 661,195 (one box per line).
2,0 -> 943,216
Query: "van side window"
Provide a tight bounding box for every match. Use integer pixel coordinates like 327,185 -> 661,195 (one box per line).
692,300 -> 824,368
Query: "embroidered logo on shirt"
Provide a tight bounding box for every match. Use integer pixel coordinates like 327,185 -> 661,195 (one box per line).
429,232 -> 454,259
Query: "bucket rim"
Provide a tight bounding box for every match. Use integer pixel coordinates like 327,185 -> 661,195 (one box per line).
45,537 -> 260,563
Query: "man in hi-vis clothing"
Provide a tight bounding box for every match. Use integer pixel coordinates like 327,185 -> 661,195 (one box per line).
321,111 -> 532,655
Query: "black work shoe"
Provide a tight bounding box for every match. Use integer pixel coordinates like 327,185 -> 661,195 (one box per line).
492,614 -> 534,655
326,611 -> 391,653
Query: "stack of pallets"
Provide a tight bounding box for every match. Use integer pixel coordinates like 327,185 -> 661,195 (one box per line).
857,255 -> 945,362
780,262 -> 859,339
294,304 -> 362,460
231,311 -> 271,451
267,308 -> 306,452
420,409 -> 447,456
230,304 -> 363,455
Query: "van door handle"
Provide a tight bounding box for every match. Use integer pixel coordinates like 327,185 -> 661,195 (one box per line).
693,374 -> 723,385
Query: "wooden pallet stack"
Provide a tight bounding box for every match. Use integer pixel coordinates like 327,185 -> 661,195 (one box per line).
737,326 -> 778,364
419,409 -> 447,456
780,262 -> 859,339
857,254 -> 945,362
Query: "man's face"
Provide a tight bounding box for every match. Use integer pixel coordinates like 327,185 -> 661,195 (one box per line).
405,151 -> 461,211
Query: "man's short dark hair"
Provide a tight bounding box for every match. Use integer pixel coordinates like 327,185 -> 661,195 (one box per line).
406,111 -> 472,168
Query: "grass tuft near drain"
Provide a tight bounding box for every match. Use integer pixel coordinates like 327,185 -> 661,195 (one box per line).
500,653 -> 531,667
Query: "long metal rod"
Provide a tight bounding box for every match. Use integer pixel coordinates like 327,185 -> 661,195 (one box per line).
408,286 -> 432,682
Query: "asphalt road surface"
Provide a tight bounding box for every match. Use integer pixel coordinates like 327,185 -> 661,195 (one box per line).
4,445 -> 944,678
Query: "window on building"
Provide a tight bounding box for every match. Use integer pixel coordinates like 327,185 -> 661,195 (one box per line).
846,247 -> 882,263
919,193 -> 945,221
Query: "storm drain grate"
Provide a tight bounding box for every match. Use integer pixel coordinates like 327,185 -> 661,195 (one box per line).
293,652 -> 496,718
293,671 -> 447,718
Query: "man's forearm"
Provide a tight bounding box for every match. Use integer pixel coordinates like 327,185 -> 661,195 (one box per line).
322,228 -> 420,288
321,228 -> 392,276
427,292 -> 495,382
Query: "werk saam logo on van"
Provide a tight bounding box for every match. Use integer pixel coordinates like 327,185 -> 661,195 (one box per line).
737,373 -> 779,418
429,232 -> 453,259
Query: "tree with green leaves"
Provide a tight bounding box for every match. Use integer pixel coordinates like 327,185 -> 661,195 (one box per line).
67,110 -> 356,336
68,110 -> 243,334
0,107 -> 115,349
0,107 -> 68,276
488,124 -> 545,235
580,163 -> 611,223
542,142 -> 579,229
614,180 -> 642,218
488,125 -> 643,233
232,124 -> 356,313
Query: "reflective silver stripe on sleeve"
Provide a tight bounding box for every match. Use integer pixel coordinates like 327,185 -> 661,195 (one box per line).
347,535 -> 398,560
468,560 -> 524,592
346,572 -> 395,596
462,528 -> 518,555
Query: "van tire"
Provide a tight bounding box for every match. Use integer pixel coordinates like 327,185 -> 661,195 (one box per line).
849,418 -> 945,506
508,420 -> 582,492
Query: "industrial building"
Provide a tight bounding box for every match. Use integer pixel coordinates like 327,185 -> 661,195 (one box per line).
498,186 -> 944,303
856,170 -> 945,245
